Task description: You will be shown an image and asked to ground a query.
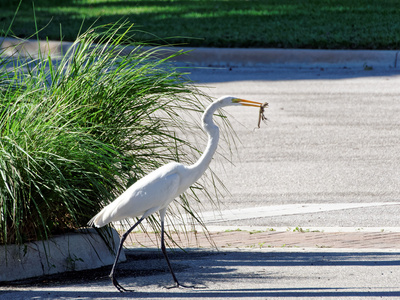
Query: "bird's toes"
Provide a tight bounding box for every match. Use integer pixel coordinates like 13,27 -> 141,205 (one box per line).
111,276 -> 134,293
165,282 -> 201,290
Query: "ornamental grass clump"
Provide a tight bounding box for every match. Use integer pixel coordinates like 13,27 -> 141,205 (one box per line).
0,22 -> 230,246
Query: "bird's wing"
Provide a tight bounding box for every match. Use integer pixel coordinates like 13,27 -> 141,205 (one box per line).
89,164 -> 182,227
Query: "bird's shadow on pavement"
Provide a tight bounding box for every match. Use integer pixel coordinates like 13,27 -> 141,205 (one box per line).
2,249 -> 400,298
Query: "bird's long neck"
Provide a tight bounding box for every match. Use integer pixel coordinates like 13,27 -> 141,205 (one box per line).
188,102 -> 221,180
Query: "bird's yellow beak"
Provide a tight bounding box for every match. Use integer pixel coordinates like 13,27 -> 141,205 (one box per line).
233,98 -> 263,107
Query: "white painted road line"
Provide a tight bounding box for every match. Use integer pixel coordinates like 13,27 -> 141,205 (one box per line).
115,202 -> 400,232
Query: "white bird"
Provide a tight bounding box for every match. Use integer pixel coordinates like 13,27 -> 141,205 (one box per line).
88,95 -> 265,292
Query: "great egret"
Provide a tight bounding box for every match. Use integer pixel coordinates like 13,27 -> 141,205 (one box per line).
88,95 -> 265,292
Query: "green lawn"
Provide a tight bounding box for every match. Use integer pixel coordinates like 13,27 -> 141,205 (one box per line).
1,0 -> 400,49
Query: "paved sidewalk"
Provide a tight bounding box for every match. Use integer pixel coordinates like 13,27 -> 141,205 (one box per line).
128,230 -> 400,250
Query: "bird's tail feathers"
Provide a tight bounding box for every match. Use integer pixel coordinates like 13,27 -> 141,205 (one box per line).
87,209 -> 111,228
88,200 -> 122,228
87,214 -> 102,228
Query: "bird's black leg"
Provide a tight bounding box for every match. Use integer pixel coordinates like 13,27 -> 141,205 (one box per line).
109,217 -> 144,293
160,220 -> 195,289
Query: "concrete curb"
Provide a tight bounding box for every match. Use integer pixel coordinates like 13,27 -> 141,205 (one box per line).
0,228 -> 125,282
1,37 -> 399,68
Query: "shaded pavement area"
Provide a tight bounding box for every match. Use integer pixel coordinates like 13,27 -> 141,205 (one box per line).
2,246 -> 400,299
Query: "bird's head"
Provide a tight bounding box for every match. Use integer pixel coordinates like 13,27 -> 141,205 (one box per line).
217,95 -> 264,108
215,96 -> 269,128
203,96 -> 268,130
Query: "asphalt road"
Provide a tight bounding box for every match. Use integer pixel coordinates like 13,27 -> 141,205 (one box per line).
1,64 -> 400,299
2,248 -> 400,299
184,66 -> 400,229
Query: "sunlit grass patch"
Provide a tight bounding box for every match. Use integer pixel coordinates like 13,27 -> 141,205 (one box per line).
1,0 -> 400,49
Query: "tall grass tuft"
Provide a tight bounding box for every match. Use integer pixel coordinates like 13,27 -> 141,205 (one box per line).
0,21 -> 232,246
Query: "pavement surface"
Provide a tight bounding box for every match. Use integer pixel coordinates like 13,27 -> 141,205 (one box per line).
1,39 -> 400,299
2,247 -> 400,299
130,230 -> 400,250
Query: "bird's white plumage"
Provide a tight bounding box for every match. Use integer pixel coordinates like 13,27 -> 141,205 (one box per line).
87,96 -> 264,292
89,162 -> 184,227
88,96 -> 263,230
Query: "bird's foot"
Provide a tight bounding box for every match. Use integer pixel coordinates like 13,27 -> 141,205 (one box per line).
166,281 -> 203,290
110,275 -> 134,293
